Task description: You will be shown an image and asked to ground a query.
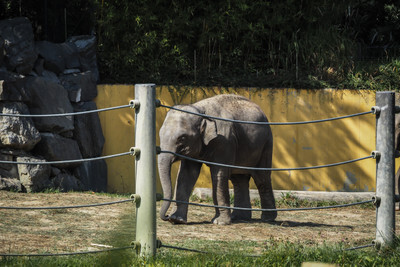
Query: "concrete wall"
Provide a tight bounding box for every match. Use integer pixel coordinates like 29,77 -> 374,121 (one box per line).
95,85 -> 379,193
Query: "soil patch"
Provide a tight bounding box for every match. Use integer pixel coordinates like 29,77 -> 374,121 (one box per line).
0,191 -> 399,255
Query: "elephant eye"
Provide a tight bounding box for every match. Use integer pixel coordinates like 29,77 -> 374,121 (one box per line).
178,135 -> 187,142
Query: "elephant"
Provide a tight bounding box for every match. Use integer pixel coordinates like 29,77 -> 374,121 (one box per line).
158,94 -> 276,225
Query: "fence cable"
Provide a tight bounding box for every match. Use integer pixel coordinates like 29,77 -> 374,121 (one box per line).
160,150 -> 374,171
160,104 -> 373,125
0,245 -> 136,257
0,198 -> 134,210
160,244 -> 261,257
161,198 -> 373,212
160,242 -> 374,257
0,104 -> 132,118
0,150 -> 134,165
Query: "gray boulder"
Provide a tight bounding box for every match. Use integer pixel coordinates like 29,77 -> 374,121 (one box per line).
35,41 -> 65,74
67,36 -> 99,82
0,69 -> 30,102
60,42 -> 80,69
0,178 -> 22,191
24,76 -> 74,134
0,17 -> 37,74
73,101 -> 105,158
0,102 -> 41,150
0,36 -> 4,67
51,172 -> 84,192
33,133 -> 82,169
17,156 -> 51,192
60,71 -> 97,102
74,159 -> 107,192
0,151 -> 19,179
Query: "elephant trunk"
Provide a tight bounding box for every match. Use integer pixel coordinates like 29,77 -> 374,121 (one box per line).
158,153 -> 173,221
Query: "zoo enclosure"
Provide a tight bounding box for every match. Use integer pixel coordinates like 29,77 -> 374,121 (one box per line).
97,86 -> 378,194
0,85 -> 398,258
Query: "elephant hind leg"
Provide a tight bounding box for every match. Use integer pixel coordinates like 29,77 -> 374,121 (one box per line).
230,174 -> 252,221
252,170 -> 277,222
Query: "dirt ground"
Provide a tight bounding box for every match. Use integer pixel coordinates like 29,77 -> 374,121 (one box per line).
0,191 -> 399,255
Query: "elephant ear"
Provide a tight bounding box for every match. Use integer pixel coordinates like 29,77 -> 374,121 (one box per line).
200,118 -> 217,145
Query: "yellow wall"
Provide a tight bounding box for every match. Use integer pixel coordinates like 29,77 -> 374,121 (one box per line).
95,85 -> 379,193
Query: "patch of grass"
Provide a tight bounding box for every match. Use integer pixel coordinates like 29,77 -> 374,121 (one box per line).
6,240 -> 400,266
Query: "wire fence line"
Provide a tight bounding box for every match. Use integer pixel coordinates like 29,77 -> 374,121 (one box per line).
0,103 -> 133,118
160,150 -> 374,171
161,198 -> 374,212
0,245 -> 136,257
160,242 -> 374,256
0,150 -> 134,165
0,198 -> 134,210
159,104 -> 374,125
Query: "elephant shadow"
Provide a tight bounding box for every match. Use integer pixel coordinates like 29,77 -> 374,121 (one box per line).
186,219 -> 353,229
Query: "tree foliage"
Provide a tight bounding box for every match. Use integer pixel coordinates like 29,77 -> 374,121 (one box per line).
2,0 -> 400,88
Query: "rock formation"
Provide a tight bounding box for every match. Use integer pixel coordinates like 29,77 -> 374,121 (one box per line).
0,17 -> 107,192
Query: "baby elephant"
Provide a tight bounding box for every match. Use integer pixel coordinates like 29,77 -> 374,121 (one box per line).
158,94 -> 276,225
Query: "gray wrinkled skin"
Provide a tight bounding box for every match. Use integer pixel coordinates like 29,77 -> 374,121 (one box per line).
158,94 -> 276,225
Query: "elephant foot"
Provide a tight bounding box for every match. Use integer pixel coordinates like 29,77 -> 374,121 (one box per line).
261,211 -> 277,222
168,214 -> 187,224
231,210 -> 251,221
212,214 -> 232,225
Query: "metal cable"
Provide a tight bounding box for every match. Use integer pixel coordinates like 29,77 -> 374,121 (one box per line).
344,244 -> 375,251
0,245 -> 136,257
160,104 -> 373,125
160,244 -> 261,257
0,198 -> 134,210
0,151 -> 133,165
160,151 -> 374,171
161,243 -> 374,256
161,198 -> 373,211
0,104 -> 131,118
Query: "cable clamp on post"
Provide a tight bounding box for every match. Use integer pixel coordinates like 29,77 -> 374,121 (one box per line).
371,151 -> 381,160
156,239 -> 162,249
130,147 -> 140,157
156,146 -> 161,154
395,106 -> 400,114
372,195 -> 381,207
156,193 -> 163,202
372,240 -> 381,250
131,241 -> 141,254
129,100 -> 140,109
395,195 -> 400,203
155,99 -> 161,107
130,194 -> 141,204
371,106 -> 381,115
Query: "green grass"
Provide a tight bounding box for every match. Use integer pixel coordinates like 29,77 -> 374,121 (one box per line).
2,239 -> 400,266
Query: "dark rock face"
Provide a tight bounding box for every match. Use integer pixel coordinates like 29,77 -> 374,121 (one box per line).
67,36 -> 99,82
51,172 -> 84,192
73,101 -> 105,158
0,17 -> 37,74
24,76 -> 74,135
74,160 -> 107,192
0,102 -> 41,150
0,17 -> 106,193
60,71 -> 97,102
33,133 -> 83,169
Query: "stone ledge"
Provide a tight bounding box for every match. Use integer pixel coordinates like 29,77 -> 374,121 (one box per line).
192,188 -> 375,202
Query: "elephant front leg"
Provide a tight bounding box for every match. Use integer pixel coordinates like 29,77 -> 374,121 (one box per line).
211,168 -> 232,225
169,160 -> 202,224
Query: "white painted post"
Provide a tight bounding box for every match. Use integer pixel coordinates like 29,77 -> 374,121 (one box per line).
134,84 -> 157,256
375,91 -> 396,249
